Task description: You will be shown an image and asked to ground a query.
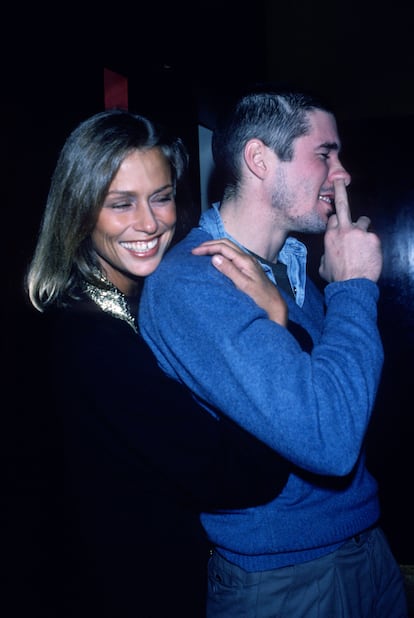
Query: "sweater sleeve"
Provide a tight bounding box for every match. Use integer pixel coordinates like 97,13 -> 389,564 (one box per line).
139,242 -> 383,477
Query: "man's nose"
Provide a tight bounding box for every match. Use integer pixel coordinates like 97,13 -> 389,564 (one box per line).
329,160 -> 351,187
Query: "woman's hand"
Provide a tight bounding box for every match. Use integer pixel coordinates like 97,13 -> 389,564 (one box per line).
192,239 -> 288,327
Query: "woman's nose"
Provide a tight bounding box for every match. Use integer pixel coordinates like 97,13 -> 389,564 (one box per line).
133,205 -> 158,234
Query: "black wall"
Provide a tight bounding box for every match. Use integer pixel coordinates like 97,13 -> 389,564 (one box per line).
3,4 -> 413,615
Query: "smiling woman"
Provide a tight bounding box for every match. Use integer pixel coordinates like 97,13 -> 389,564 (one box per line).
91,148 -> 177,294
24,108 -> 290,617
26,110 -> 191,313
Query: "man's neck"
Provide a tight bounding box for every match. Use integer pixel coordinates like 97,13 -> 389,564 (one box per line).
220,199 -> 287,263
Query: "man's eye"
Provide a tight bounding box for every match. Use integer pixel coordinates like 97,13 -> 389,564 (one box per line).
319,152 -> 329,160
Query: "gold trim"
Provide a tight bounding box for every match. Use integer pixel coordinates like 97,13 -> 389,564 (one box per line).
83,272 -> 137,333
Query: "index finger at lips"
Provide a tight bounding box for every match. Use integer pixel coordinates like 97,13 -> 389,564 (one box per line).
334,179 -> 352,227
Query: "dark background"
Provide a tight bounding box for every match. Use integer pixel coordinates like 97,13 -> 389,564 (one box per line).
3,2 -> 413,615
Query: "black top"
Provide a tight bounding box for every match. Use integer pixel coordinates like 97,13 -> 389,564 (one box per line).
39,296 -> 289,617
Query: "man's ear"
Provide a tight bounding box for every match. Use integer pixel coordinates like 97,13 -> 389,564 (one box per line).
243,139 -> 269,180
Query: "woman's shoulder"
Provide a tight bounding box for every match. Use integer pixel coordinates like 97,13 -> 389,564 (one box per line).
44,298 -> 162,386
44,297 -> 137,355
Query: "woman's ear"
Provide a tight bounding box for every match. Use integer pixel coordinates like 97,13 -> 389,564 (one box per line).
243,139 -> 269,180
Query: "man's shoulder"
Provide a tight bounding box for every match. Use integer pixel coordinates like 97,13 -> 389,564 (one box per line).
173,226 -> 211,251
151,227 -> 212,274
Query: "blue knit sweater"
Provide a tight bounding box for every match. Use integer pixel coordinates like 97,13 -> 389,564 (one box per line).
139,204 -> 384,572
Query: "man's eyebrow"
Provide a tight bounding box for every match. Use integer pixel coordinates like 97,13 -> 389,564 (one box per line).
318,141 -> 340,151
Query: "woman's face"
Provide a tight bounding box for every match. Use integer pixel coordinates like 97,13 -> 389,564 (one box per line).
92,147 -> 176,295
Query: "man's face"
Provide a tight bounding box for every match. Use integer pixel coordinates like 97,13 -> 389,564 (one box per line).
271,109 -> 351,234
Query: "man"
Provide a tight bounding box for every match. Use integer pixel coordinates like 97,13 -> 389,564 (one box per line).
139,89 -> 407,616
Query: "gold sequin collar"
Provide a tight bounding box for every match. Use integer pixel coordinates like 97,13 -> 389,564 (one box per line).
83,271 -> 137,333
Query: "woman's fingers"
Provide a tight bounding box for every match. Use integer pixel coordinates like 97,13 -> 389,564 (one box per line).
192,238 -> 245,259
192,239 -> 288,326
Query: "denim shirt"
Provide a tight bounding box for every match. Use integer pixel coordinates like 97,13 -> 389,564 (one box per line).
199,203 -> 308,307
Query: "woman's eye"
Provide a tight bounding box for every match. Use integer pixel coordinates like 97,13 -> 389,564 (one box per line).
153,193 -> 173,205
111,202 -> 131,209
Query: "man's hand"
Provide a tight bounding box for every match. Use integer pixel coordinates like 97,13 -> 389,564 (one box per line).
192,239 -> 288,326
319,179 -> 383,283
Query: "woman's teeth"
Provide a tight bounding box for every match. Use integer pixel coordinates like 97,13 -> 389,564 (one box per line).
121,238 -> 158,252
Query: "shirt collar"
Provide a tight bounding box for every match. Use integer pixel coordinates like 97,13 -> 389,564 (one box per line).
199,202 -> 308,307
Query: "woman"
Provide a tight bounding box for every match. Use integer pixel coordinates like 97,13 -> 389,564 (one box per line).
26,109 -> 289,617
